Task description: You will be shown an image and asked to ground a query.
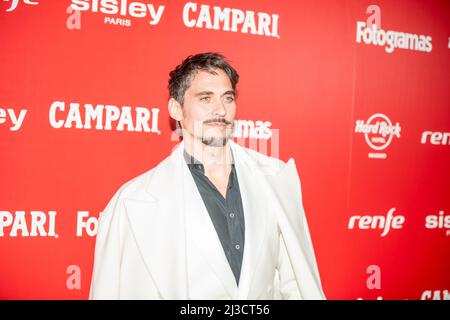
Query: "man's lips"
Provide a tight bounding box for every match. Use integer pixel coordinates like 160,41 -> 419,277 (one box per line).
205,122 -> 228,126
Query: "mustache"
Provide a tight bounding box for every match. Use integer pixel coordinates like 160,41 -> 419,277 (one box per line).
203,118 -> 233,125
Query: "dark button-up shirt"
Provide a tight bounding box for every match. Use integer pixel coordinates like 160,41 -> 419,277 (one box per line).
183,149 -> 245,285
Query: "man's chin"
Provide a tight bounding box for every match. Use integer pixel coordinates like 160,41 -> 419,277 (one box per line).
200,136 -> 229,147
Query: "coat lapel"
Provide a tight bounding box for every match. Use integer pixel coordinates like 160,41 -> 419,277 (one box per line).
183,140 -> 269,299
230,140 -> 268,299
123,140 -> 273,299
263,158 -> 325,299
183,161 -> 238,298
124,143 -> 188,299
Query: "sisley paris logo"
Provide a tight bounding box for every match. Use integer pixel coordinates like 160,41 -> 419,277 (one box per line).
0,107 -> 27,131
71,0 -> 165,27
3,0 -> 38,12
70,0 -> 165,26
354,113 -> 401,159
348,208 -> 406,237
425,210 -> 450,237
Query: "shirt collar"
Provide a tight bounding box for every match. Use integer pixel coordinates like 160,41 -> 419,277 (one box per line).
183,148 -> 236,175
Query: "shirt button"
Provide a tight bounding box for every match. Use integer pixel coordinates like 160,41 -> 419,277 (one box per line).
229,212 -> 235,218
235,244 -> 240,250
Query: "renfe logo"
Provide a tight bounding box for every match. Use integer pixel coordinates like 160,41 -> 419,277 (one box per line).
348,208 -> 405,237
3,0 -> 38,12
421,131 -> 450,146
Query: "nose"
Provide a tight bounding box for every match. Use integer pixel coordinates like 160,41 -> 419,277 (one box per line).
212,101 -> 227,117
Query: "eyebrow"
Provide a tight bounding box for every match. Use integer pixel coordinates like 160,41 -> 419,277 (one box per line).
195,90 -> 236,97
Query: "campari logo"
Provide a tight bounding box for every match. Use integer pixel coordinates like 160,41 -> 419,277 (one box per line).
48,101 -> 160,134
0,210 -> 57,237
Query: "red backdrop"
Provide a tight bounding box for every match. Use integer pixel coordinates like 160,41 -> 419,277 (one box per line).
0,0 -> 449,299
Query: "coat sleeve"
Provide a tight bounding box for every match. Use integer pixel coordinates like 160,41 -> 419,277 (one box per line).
89,189 -> 123,299
276,231 -> 302,299
88,188 -> 161,299
267,159 -> 326,300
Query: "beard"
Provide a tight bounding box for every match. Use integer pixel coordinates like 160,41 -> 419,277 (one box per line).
201,136 -> 228,147
200,125 -> 234,147
180,118 -> 235,147
199,120 -> 234,147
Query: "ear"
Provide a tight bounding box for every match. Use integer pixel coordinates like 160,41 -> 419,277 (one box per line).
168,98 -> 183,121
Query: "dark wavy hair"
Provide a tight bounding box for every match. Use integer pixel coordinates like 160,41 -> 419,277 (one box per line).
168,52 -> 239,105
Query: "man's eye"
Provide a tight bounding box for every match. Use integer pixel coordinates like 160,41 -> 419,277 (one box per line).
200,96 -> 211,102
224,96 -> 235,103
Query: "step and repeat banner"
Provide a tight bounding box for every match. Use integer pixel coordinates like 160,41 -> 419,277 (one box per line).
0,0 -> 449,300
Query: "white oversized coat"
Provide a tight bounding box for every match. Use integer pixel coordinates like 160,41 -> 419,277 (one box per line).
89,140 -> 325,300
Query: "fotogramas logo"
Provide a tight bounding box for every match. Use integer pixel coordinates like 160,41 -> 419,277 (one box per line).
355,5 -> 432,54
354,113 -> 401,159
356,21 -> 432,54
232,119 -> 272,140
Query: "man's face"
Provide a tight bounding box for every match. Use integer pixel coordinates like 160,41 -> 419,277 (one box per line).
179,68 -> 236,147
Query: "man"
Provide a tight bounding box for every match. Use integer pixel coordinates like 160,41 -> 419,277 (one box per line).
89,52 -> 325,300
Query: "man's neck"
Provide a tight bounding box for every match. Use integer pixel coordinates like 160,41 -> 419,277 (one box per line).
183,135 -> 233,176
